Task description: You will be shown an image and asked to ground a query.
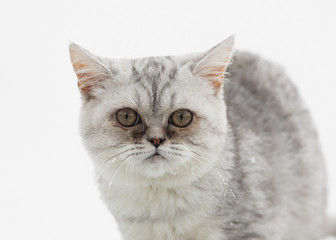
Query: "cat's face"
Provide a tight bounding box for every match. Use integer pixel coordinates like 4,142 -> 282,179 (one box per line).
70,37 -> 234,186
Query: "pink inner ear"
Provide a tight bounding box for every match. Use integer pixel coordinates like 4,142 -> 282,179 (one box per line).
72,61 -> 92,94
77,81 -> 92,94
193,36 -> 235,92
70,43 -> 111,96
211,80 -> 224,89
200,65 -> 227,89
71,58 -> 109,95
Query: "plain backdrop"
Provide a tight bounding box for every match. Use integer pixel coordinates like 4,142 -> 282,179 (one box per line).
0,0 -> 335,239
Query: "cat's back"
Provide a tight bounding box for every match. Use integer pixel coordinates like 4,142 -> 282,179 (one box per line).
224,51 -> 326,239
226,51 -> 304,126
225,51 -> 319,150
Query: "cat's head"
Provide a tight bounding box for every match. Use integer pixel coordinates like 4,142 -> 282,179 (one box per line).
70,36 -> 234,187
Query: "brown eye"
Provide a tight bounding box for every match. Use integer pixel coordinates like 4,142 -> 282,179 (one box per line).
116,108 -> 141,127
169,109 -> 193,128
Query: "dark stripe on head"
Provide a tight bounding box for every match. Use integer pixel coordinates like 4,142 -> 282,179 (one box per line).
138,81 -> 153,103
169,92 -> 176,109
158,81 -> 171,97
152,78 -> 158,111
132,65 -> 142,82
169,67 -> 177,80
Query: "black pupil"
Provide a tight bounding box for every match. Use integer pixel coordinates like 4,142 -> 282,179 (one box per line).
125,113 -> 129,121
179,113 -> 183,121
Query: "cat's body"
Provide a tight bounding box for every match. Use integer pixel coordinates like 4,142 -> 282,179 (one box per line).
70,37 -> 327,240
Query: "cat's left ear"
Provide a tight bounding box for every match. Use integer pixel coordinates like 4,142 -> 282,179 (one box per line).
69,43 -> 112,98
193,35 -> 235,93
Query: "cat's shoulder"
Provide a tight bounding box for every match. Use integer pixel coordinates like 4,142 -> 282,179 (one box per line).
228,50 -> 291,90
226,50 -> 303,113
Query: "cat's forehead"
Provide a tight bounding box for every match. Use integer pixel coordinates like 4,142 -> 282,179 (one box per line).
106,55 -> 207,115
129,54 -> 199,81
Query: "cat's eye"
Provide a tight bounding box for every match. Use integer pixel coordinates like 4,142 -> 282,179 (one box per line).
169,109 -> 193,128
116,108 -> 141,127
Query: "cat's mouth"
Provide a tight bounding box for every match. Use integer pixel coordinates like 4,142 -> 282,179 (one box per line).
147,151 -> 166,163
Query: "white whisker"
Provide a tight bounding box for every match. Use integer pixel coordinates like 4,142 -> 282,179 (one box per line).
107,153 -> 134,192
191,150 -> 238,205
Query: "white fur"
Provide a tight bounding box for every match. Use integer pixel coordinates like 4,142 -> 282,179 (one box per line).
193,35 -> 235,84
71,37 -> 241,239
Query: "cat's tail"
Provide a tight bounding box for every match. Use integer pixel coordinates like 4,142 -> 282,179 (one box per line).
325,216 -> 336,236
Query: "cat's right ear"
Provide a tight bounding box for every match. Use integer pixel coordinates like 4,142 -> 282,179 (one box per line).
69,43 -> 112,99
193,35 -> 235,94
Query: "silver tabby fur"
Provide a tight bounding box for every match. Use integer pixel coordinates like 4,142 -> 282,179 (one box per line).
70,36 -> 328,240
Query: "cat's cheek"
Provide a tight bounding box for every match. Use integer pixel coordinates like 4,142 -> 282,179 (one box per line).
108,117 -> 147,143
131,125 -> 147,142
166,116 -> 201,140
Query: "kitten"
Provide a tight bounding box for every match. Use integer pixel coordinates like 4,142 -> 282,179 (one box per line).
70,36 -> 329,240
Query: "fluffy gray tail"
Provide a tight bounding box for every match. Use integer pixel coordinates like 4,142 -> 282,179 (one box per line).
325,216 -> 336,236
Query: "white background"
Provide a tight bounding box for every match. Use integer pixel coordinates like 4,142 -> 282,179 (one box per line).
0,0 -> 335,239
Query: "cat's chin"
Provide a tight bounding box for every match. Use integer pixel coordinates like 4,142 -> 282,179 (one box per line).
140,154 -> 174,178
146,154 -> 166,164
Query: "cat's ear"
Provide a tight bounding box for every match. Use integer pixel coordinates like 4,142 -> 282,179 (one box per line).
69,43 -> 112,98
193,35 -> 235,92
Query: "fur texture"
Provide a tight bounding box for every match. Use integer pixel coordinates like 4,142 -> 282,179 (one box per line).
70,37 -> 327,240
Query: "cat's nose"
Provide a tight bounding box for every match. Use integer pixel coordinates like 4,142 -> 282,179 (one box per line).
148,138 -> 166,148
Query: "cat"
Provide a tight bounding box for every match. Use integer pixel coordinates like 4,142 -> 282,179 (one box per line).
69,36 -> 330,240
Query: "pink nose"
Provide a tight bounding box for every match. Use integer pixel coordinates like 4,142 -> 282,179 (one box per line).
149,138 -> 165,148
